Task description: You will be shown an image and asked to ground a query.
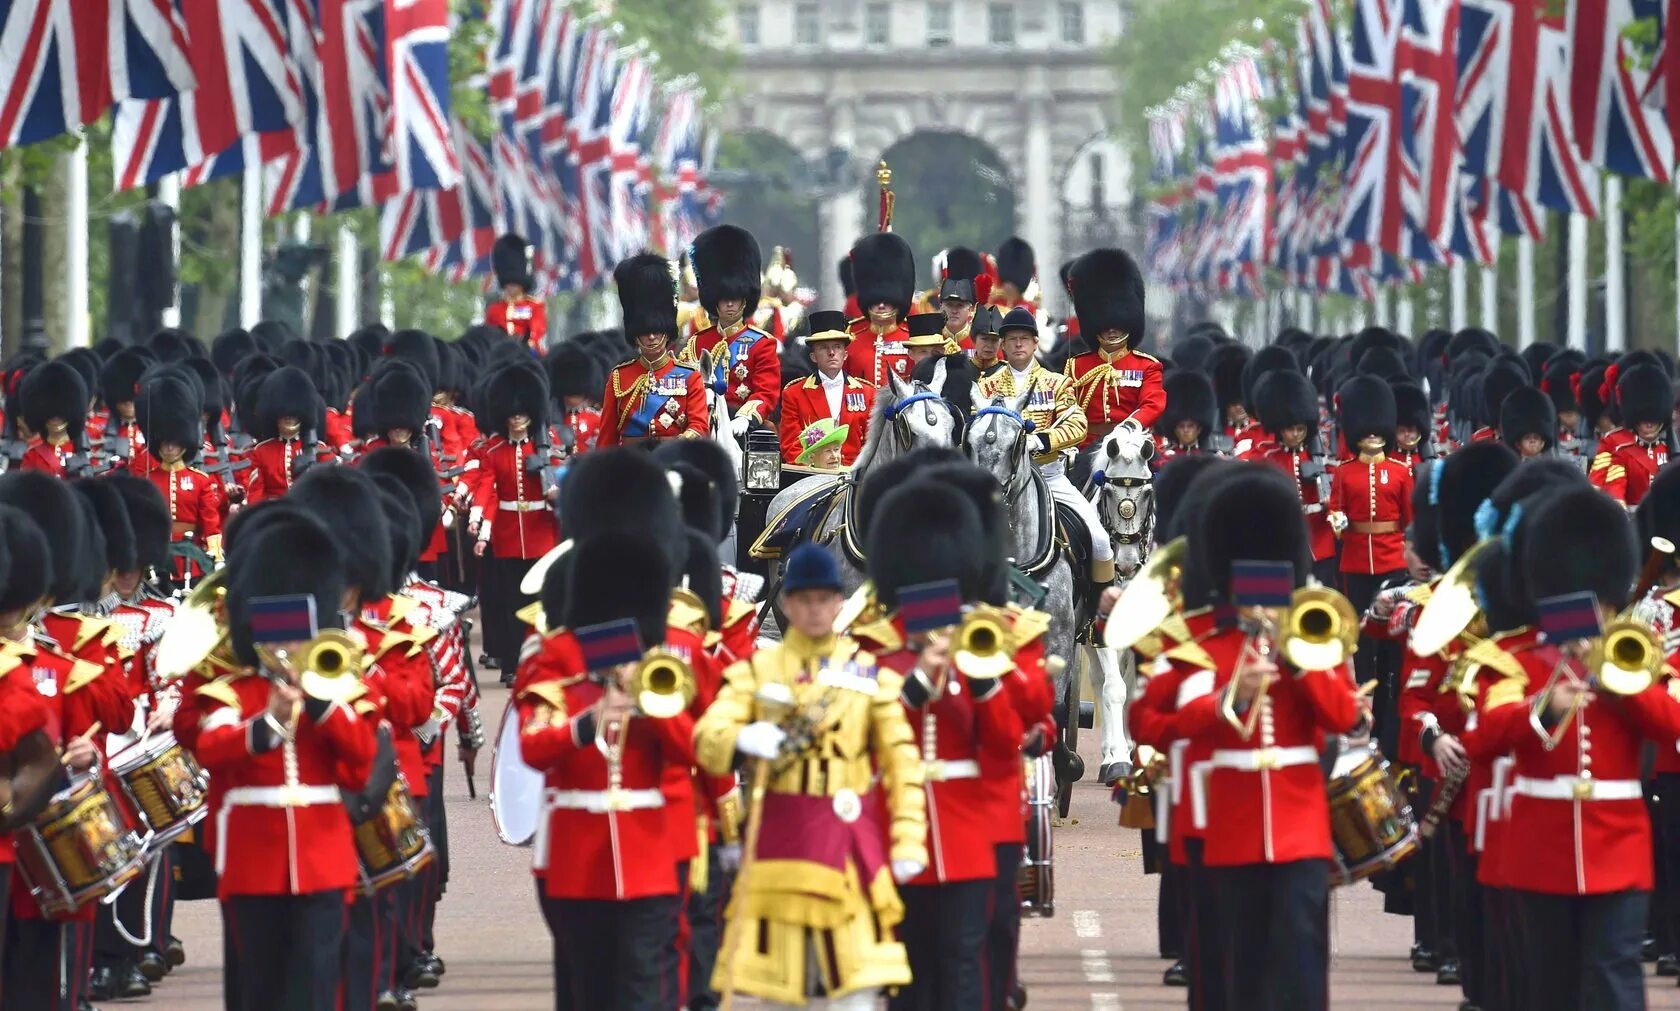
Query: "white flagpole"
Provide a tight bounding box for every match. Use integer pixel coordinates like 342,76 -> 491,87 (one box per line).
240,165 -> 262,327
1395,287 -> 1414,336
1517,236 -> 1535,349
1604,174 -> 1625,353
66,138 -> 89,348
336,223 -> 358,338
1567,211 -> 1589,350
158,174 -> 181,328
1449,260 -> 1467,331
1478,263 -> 1497,334
1371,286 -> 1390,328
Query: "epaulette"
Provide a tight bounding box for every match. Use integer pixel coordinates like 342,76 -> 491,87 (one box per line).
519,680 -> 569,713
1130,349 -> 1160,363
515,600 -> 549,636
1404,583 -> 1434,606
194,675 -> 243,709
386,595 -> 419,624
353,698 -> 381,717
850,616 -> 903,654
669,590 -> 710,635
1482,669 -> 1530,710
1462,637 -> 1527,684
61,655 -> 103,695
1157,612 -> 1192,644
724,599 -> 757,629
1163,640 -> 1216,671
73,616 -> 120,652
1004,605 -> 1051,647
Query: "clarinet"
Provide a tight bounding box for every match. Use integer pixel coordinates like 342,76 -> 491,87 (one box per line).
1418,762 -> 1468,840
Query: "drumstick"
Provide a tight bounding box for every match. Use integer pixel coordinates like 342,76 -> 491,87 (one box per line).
1356,679 -> 1379,697
59,722 -> 102,766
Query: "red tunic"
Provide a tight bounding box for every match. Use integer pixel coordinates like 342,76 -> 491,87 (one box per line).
842,318 -> 912,388
1063,347 -> 1166,446
598,355 -> 708,447
1260,446 -> 1335,562
558,407 -> 602,457
466,435 -> 560,559
777,373 -> 875,465
242,437 -> 334,504
0,660 -> 51,866
689,322 -> 781,422
1590,427 -> 1637,489
132,455 -> 226,572
1604,437 -> 1668,507
357,606 -> 437,799
485,295 -> 548,351
1329,452 -> 1413,575
18,439 -> 74,476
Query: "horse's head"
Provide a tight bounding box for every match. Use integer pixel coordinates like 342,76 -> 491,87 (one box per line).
1089,424 -> 1155,580
966,384 -> 1035,499
878,362 -> 960,453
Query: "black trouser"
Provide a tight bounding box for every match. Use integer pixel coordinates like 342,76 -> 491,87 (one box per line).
1183,838 -> 1225,1011
1159,852 -> 1183,959
1657,773 -> 1680,960
1204,859 -> 1329,1011
1415,776 -> 1455,961
535,884 -> 571,1011
543,893 -> 682,1011
93,845 -> 176,972
890,879 -> 993,1011
1,914 -> 88,1011
1341,569 -> 1403,739
341,892 -> 389,1011
1484,886 -> 1531,1011
686,846 -> 730,1011
1513,889 -> 1648,1011
986,843 -> 1024,1011
223,890 -> 346,1011
1449,833 -> 1486,1008
422,760 -> 447,952
481,554 -> 538,672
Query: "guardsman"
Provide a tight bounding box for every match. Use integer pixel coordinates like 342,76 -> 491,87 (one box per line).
545,344 -> 604,458
685,225 -> 781,438
17,361 -> 87,477
357,360 -> 463,583
696,542 -> 927,1011
1633,465 -> 1680,982
1153,370 -> 1218,465
1497,384 -> 1556,461
1207,344 -> 1253,450
97,349 -> 152,467
1253,370 -> 1337,587
1392,380 -> 1433,473
466,363 -> 561,676
485,233 -> 547,353
653,439 -> 761,668
778,311 -> 875,467
1232,346 -> 1297,459
902,311 -> 948,374
844,233 -> 917,387
1063,249 -> 1166,448
520,530 -> 695,1009
599,254 -> 709,447
241,366 -> 334,504
1541,354 -> 1587,461
1328,375 -> 1413,617
936,247 -> 987,355
133,373 -> 226,577
990,236 -> 1039,315
1604,363 -> 1673,509
1583,362 -> 1633,489
1470,360 -> 1527,444
978,306 -> 1113,588
1177,465 -> 1365,1011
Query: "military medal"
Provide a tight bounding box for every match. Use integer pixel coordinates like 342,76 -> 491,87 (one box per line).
733,362 -> 749,380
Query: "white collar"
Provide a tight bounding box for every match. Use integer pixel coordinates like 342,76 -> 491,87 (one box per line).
819,370 -> 845,389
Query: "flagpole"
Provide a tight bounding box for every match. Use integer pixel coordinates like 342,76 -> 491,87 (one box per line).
66,139 -> 89,349
1517,236 -> 1535,350
1395,286 -> 1413,336
1604,174 -> 1625,353
158,174 -> 181,328
1372,286 -> 1389,329
1478,263 -> 1497,334
336,223 -> 358,338
1567,210 -> 1589,351
1449,260 -> 1467,331
240,165 -> 262,328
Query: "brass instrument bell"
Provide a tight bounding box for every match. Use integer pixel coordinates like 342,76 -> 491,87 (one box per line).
296,629 -> 366,703
1103,536 -> 1187,651
953,606 -> 1014,679
1281,586 -> 1360,670
154,568 -> 230,680
629,650 -> 696,719
1411,537 -> 1496,657
1586,618 -> 1662,696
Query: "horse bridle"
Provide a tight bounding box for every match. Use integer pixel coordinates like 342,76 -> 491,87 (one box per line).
971,403 -> 1036,504
885,389 -> 963,450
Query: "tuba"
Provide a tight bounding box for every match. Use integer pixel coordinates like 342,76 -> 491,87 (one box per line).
626,650 -> 696,719
1411,538 -> 1497,657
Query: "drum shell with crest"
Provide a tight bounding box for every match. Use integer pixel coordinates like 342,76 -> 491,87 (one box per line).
109,732 -> 210,852
15,773 -> 149,917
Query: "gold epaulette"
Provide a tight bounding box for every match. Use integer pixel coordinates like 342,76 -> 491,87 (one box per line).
194,675 -> 243,709
387,596 -> 419,624
1157,612 -> 1192,644
515,600 -> 548,636
670,590 -> 711,635
519,679 -> 569,713
723,599 -> 756,629
62,656 -> 103,695
1404,583 -> 1434,606
1134,633 -> 1165,661
73,616 -> 120,653
1004,605 -> 1051,647
850,616 -> 903,654
1482,671 -> 1530,710
353,698 -> 381,718
1462,637 -> 1527,687
1163,640 -> 1216,671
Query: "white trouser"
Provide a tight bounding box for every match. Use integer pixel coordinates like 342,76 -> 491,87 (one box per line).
1042,460 -> 1113,561
765,994 -> 876,1011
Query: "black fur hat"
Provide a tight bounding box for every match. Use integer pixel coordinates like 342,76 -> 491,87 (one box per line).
1392,381 -> 1431,437
287,465 -> 395,602
1355,345 -> 1410,382
1520,342 -> 1558,385
106,474 -> 171,573
1155,370 -> 1216,441
348,325 -> 389,363
370,473 -> 422,584
546,343 -> 603,401
675,529 -> 724,631
1523,487 -> 1637,612
359,445 -> 442,540
210,329 -> 255,377
385,329 -> 441,390
921,460 -> 1010,605
0,471 -> 88,603
1067,248 -> 1144,342
1186,463 -> 1311,603
181,357 -> 227,445
492,232 -> 534,291
1154,454 -> 1230,540
994,237 -> 1035,291
147,328 -> 200,363
1447,328 -> 1500,360
57,349 -> 100,406
99,348 -> 155,409
20,360 -> 88,444
849,233 -> 916,319
854,446 -> 965,545
866,480 -> 986,607
1252,370 -> 1318,443
0,505 -> 49,614
366,361 -> 432,437
247,320 -> 295,352
1478,360 -> 1529,427
1637,463 -> 1680,563
1498,385 -> 1556,451
942,247 -> 986,295
614,253 -> 679,342
1348,327 -> 1405,371
559,447 -> 683,571
483,361 -> 550,435
1170,334 -> 1216,372
1207,343 -> 1251,409
1541,356 -> 1583,416
1579,362 -> 1615,427
134,375 -> 203,459
653,439 -> 738,544
1241,344 -> 1299,409
1336,374 -> 1397,446
562,530 -> 672,650
689,224 -> 762,320
225,510 -> 347,666
1411,463 -> 1444,571
72,479 -> 136,574
1617,364 -> 1673,428
253,366 -> 326,442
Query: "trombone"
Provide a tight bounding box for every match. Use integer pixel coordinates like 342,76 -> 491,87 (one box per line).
255,629 -> 367,704
1534,614 -> 1663,746
952,606 -> 1015,680
1221,586 -> 1360,740
622,650 -> 697,720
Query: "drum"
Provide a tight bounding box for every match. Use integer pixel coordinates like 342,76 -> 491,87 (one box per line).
354,774 -> 434,892
1327,742 -> 1419,886
15,774 -> 147,917
1017,753 -> 1055,917
490,700 -> 544,847
110,732 -> 210,850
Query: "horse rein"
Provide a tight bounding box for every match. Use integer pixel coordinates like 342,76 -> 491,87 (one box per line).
886,389 -> 963,450
971,403 -> 1037,505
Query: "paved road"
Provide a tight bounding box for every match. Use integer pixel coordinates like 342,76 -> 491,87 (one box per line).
144,678 -> 1680,1010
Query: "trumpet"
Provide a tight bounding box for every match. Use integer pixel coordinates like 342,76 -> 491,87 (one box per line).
953,606 -> 1015,679
625,650 -> 696,719
1124,744 -> 1167,798
258,629 -> 367,704
1585,618 -> 1663,696
1281,586 -> 1360,671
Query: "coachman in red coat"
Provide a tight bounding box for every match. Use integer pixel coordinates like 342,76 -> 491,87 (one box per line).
1061,248 -> 1166,446
778,311 -> 874,466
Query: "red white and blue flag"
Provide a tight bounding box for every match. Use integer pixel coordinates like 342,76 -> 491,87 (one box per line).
1568,0 -> 1671,182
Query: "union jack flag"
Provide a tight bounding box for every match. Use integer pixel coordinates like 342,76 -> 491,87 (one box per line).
0,0 -> 196,150
567,27 -> 618,289
383,0 -> 458,194
1569,0 -> 1671,182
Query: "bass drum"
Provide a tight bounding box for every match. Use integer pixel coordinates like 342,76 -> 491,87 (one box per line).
489,700 -> 544,847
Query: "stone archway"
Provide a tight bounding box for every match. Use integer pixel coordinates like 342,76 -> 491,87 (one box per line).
868,130 -> 1018,290
710,130 -> 822,296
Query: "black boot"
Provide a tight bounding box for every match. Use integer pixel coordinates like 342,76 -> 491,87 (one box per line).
87,966 -> 119,1001
118,965 -> 152,998
137,950 -> 169,981
1163,959 -> 1188,986
1436,959 -> 1460,985
1410,943 -> 1436,972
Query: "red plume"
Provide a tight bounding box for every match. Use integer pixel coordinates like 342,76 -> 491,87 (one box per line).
1570,372 -> 1582,402
974,274 -> 994,306
1601,364 -> 1621,405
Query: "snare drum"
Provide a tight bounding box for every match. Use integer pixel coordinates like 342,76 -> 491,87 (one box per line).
1017,754 -> 1055,917
1327,743 -> 1419,886
110,733 -> 209,850
15,775 -> 147,917
489,701 -> 544,847
354,774 -> 434,892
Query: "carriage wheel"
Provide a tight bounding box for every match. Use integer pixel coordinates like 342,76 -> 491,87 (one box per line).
1054,665 -> 1082,818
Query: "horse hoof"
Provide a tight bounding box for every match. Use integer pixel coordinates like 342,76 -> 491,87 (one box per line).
1099,762 -> 1133,787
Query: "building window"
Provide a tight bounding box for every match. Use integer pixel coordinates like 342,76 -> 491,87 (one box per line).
927,1 -> 952,47
1061,2 -> 1084,44
866,2 -> 891,46
795,2 -> 821,46
989,3 -> 1016,45
736,4 -> 759,46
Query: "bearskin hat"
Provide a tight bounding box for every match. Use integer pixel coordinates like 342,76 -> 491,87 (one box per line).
147,328 -> 200,363
1411,463 -> 1444,571
1524,487 -> 1638,612
225,510 -> 347,666
866,481 -> 986,607
854,446 -> 965,547
99,348 -> 154,410
278,339 -> 319,374
689,224 -> 762,320
482,361 -> 550,436
348,325 -> 389,363
849,234 -> 916,319
72,479 -> 136,574
675,529 -> 724,632
922,460 -> 1012,605
19,360 -> 87,444
1355,345 -> 1410,382
562,531 -> 672,650
385,329 -> 441,390
1336,374 -> 1397,446
359,446 -> 442,541
1067,248 -> 1144,343
1638,463 -> 1680,570
941,247 -> 986,301
994,236 -> 1035,291
0,471 -> 89,604
252,366 -> 326,442
1207,343 -> 1251,409
1392,381 -> 1431,439
1170,334 -> 1215,372
1154,455 -> 1231,541
547,343 -> 601,402
1579,362 -> 1614,427
57,349 -> 100,406
653,439 -> 739,544
1241,345 -> 1299,409
247,320 -> 295,352
1617,363 -> 1673,428
1252,370 -> 1318,443
1520,342 -> 1558,385
287,465 -> 395,602
210,329 -> 255,377
1542,356 -> 1583,416
0,506 -> 49,614
1499,385 -> 1557,451
134,375 -> 202,459
370,473 -> 422,585
492,232 -> 534,291
1478,360 -> 1529,427
365,360 -> 432,437
559,448 -> 684,571
1186,463 -> 1311,604
181,357 -> 227,445
1156,370 -> 1217,441
106,474 -> 171,573
1447,327 -> 1500,360
614,253 -> 679,342
838,256 -> 856,298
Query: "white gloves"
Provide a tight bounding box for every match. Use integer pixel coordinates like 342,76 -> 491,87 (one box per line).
717,842 -> 744,873
892,860 -> 925,883
730,415 -> 751,437
735,721 -> 787,760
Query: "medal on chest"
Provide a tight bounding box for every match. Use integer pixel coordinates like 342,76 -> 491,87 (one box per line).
845,392 -> 866,413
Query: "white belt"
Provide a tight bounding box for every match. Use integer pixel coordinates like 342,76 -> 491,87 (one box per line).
1512,775 -> 1643,802
498,500 -> 547,512
222,785 -> 341,808
1302,503 -> 1324,515
543,787 -> 664,813
1191,747 -> 1318,830
924,759 -> 980,782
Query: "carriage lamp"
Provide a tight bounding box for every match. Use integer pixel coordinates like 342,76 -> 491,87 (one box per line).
744,428 -> 781,492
